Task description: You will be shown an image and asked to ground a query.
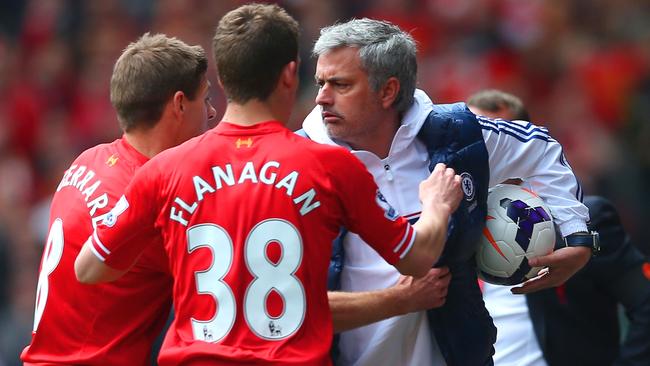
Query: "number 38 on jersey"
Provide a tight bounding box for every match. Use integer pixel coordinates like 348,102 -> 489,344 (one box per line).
188,219 -> 305,342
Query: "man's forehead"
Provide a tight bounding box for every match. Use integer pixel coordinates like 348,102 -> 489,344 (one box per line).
315,49 -> 364,76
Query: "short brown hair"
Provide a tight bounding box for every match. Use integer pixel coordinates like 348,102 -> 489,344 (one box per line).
466,89 -> 530,121
212,3 -> 299,103
110,33 -> 208,131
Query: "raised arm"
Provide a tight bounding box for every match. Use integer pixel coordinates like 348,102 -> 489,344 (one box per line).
394,163 -> 462,277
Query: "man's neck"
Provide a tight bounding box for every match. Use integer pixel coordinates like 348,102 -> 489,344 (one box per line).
124,125 -> 173,159
348,112 -> 401,159
221,99 -> 288,127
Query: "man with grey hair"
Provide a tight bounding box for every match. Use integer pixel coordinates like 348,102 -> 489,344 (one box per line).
301,18 -> 597,366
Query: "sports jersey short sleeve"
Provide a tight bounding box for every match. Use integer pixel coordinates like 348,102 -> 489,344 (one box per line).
89,121 -> 416,365
89,161 -> 163,271
21,137 -> 173,366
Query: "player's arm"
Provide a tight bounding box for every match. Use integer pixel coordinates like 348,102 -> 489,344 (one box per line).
476,116 -> 591,293
75,166 -> 160,284
75,241 -> 128,283
336,153 -> 461,278
74,195 -> 151,284
330,267 -> 451,332
394,163 -> 462,277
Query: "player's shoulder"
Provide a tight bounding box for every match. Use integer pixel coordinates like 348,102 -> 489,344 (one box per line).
131,131 -> 219,189
290,130 -> 349,153
57,140 -> 124,184
290,131 -> 358,165
71,140 -> 119,166
146,131 -> 209,170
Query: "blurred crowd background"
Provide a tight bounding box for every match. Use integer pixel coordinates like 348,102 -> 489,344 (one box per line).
1,0 -> 649,364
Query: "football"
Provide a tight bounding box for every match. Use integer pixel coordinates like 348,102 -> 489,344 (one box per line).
476,184 -> 556,285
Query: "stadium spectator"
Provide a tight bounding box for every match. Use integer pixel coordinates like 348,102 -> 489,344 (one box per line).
300,18 -> 595,366
20,32 -> 217,365
74,4 -> 462,365
468,88 -> 650,366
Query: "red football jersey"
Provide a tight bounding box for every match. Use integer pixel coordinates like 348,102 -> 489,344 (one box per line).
91,121 -> 416,366
21,137 -> 173,365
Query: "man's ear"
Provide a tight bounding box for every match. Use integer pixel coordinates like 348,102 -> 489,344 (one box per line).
172,91 -> 185,117
280,61 -> 299,88
216,74 -> 224,89
379,77 -> 400,109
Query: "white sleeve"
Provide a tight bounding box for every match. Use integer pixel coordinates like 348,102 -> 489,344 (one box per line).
478,116 -> 590,236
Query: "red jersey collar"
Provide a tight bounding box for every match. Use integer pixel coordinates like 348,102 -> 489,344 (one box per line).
117,135 -> 150,166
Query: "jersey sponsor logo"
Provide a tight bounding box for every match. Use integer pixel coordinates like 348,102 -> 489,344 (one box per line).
106,154 -> 119,167
460,172 -> 475,201
375,190 -> 398,221
102,195 -> 129,227
236,137 -> 253,148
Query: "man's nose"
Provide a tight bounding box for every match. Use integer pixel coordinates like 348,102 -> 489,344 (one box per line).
315,84 -> 332,105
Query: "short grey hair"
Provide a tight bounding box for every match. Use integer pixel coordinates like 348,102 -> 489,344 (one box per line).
313,18 -> 417,115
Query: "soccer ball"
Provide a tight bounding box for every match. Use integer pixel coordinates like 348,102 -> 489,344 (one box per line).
476,184 -> 556,285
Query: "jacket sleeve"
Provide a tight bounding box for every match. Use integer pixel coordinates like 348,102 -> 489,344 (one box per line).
477,116 -> 589,236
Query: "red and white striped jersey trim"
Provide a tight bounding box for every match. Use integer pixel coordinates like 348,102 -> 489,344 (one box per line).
403,211 -> 421,222
393,224 -> 416,259
89,231 -> 111,262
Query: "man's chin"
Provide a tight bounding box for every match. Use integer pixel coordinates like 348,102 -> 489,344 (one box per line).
324,124 -> 344,140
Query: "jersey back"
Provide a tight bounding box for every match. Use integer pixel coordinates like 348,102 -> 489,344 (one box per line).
93,122 -> 415,366
21,138 -> 173,365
